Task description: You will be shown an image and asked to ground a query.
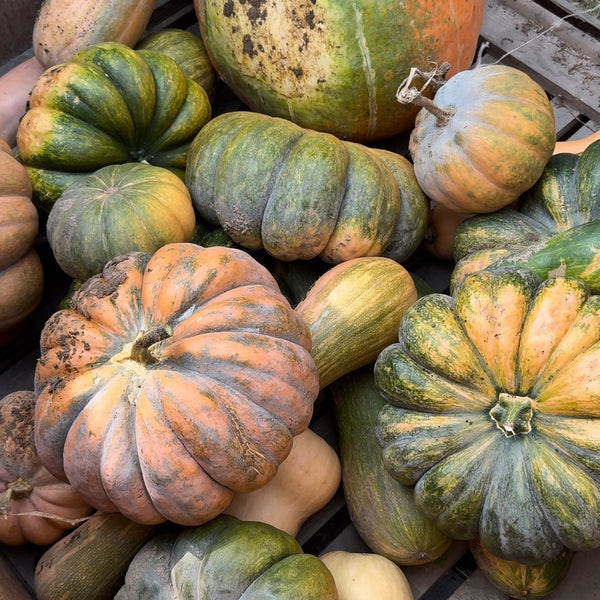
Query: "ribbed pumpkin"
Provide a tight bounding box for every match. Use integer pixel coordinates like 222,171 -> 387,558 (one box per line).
0,136 -> 44,344
16,41 -> 212,211
0,390 -> 93,546
405,64 -> 556,213
115,515 -> 338,599
452,139 -> 600,293
194,0 -> 484,142
33,243 -> 319,526
375,267 -> 600,565
46,162 -> 196,281
186,111 -> 429,264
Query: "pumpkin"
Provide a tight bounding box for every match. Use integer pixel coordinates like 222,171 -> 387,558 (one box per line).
33,243 -> 320,526
225,427 -> 341,537
193,0 -> 484,142
320,551 -> 414,600
295,256 -> 418,389
135,28 -> 218,101
375,267 -> 600,564
0,136 -> 44,344
114,515 -> 338,599
403,64 -> 556,213
185,110 -> 429,264
16,41 -> 212,211
32,0 -> 157,69
452,138 -> 600,293
0,56 -> 45,148
423,203 -> 474,262
34,512 -> 160,600
46,162 -> 196,281
0,390 -> 93,546
470,538 -> 574,599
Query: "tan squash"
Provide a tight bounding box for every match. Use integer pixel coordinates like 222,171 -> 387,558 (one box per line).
320,551 -> 414,600
225,428 -> 341,536
553,130 -> 600,155
33,0 -> 157,68
423,203 -> 474,262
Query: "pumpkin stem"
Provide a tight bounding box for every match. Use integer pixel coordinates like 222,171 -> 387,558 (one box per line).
396,62 -> 454,127
489,393 -> 534,438
0,477 -> 33,517
130,325 -> 173,364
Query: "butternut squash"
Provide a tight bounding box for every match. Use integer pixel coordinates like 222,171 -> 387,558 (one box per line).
553,130 -> 600,155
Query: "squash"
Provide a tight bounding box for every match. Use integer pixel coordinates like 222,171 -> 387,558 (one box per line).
0,136 -> 44,344
16,41 -> 212,211
331,365 -> 451,565
46,162 -> 196,281
423,203 -> 474,262
320,550 -> 414,600
452,138 -> 600,293
402,64 -> 556,213
0,552 -> 35,600
0,390 -> 92,546
34,512 -> 160,600
375,267 -> 600,564
225,427 -> 341,537
33,243 -> 319,526
114,514 -> 338,599
135,28 -> 217,101
193,0 -> 484,142
295,256 -> 418,389
185,110 -> 429,264
554,129 -> 600,155
470,538 -> 574,599
32,0 -> 157,68
0,57 -> 45,148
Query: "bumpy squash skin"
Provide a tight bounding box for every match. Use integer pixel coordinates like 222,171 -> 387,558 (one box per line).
185,111 -> 428,264
409,64 -> 556,214
17,42 -> 212,210
452,140 -> 600,292
33,0 -> 157,69
331,366 -> 451,565
33,243 -> 319,526
375,267 -> 600,565
114,515 -> 338,599
194,0 -> 484,142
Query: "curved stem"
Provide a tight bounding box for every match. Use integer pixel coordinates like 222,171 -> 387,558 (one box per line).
130,325 -> 173,364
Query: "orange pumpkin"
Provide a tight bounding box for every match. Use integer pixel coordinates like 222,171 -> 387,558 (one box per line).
34,243 -> 319,526
0,136 -> 44,344
0,390 -> 93,546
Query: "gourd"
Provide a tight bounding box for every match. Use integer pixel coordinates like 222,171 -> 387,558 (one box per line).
135,28 -> 217,101
33,243 -> 320,526
114,514 -> 338,599
225,427 -> 341,537
331,366 -> 451,565
553,129 -> 600,155
0,136 -> 44,344
194,0 -> 484,142
186,111 -> 429,264
0,390 -> 92,546
0,57 -> 45,148
32,0 -> 157,68
34,512 -> 160,600
295,256 -> 418,389
46,162 -> 196,281
375,267 -> 600,564
423,203 -> 474,262
320,551 -> 414,600
470,538 -> 574,599
452,139 -> 600,293
402,64 -> 556,213
16,41 -> 212,211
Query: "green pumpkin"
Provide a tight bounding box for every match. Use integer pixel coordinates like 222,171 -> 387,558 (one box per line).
375,267 -> 600,565
114,515 -> 338,599
16,41 -> 212,211
452,139 -> 600,293
46,162 -> 196,280
185,111 -> 428,264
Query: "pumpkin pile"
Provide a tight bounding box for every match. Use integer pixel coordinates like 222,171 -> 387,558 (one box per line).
1,1 -> 600,599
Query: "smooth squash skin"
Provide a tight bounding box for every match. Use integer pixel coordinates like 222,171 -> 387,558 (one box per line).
451,139 -> 600,293
375,267 -> 600,565
194,0 -> 484,142
186,111 -> 428,264
330,366 -> 451,565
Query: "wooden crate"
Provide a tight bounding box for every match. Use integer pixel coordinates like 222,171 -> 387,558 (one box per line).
1,1 -> 599,599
